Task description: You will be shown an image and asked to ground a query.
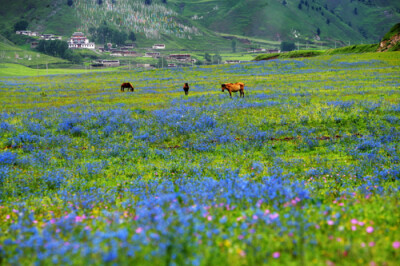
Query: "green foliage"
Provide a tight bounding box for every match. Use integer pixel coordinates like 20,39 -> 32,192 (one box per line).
13,20 -> 28,32
36,40 -> 69,58
91,23 -> 128,45
231,39 -> 236,53
381,23 -> 400,42
325,44 -> 379,55
281,41 -> 296,52
254,50 -> 324,61
157,56 -> 167,68
129,31 -> 136,42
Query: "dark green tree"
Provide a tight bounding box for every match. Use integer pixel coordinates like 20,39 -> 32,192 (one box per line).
212,54 -> 222,64
67,0 -> 73,6
129,31 -> 136,42
280,41 -> 296,52
36,40 -> 69,58
231,39 -> 237,53
14,20 -> 29,32
157,57 -> 168,68
204,53 -> 211,63
145,0 -> 152,5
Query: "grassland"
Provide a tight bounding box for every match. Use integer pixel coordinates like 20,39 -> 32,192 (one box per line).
0,41 -> 68,67
0,52 -> 400,265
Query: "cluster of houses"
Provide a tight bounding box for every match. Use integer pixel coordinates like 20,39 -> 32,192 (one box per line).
17,30 -> 280,68
18,30 -> 96,50
16,31 -> 62,41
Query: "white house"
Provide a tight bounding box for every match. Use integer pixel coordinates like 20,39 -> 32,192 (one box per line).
152,44 -> 165,49
16,30 -> 38,36
68,32 -> 95,49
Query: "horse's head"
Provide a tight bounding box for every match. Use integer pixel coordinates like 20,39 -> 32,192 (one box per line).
221,84 -> 226,92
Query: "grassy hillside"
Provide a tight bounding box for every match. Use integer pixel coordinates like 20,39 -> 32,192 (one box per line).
0,40 -> 68,67
169,0 -> 400,45
253,44 -> 381,61
0,0 -> 399,51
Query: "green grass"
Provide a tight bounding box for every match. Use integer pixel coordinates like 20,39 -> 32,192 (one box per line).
253,43 -> 383,61
0,63 -> 116,76
381,22 -> 400,42
0,41 -> 68,66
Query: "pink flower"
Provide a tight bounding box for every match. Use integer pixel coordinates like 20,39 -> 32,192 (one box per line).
207,216 -> 212,221
272,252 -> 280,258
366,226 -> 374,233
327,220 -> 334,226
351,225 -> 357,231
369,242 -> 375,247
239,250 -> 246,257
393,241 -> 400,249
135,227 -> 143,234
252,215 -> 258,220
270,213 -> 279,220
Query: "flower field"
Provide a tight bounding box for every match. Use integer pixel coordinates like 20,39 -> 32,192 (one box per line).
0,52 -> 400,265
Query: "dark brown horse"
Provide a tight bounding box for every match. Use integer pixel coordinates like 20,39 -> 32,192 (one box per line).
183,83 -> 189,95
221,82 -> 245,98
121,82 -> 134,92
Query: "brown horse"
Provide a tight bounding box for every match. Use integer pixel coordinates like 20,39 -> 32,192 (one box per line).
121,82 -> 134,92
221,82 -> 245,98
183,83 -> 189,95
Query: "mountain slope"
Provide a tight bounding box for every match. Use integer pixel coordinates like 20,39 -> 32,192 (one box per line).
0,0 -> 399,49
170,0 -> 400,44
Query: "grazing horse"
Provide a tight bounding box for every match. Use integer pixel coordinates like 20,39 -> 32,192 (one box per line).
221,82 -> 245,98
120,82 -> 134,92
183,83 -> 189,95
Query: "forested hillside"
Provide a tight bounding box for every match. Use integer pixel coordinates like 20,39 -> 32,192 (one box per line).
0,0 -> 399,49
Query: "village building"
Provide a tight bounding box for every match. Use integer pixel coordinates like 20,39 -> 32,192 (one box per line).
122,44 -> 136,49
110,51 -> 123,57
31,41 -> 39,49
16,30 -> 38,36
225,60 -> 240,64
168,54 -> 191,61
167,63 -> 177,67
144,52 -> 160,58
98,60 -> 120,67
68,32 -> 95,49
137,63 -> 153,68
122,51 -> 138,57
152,44 -> 165,49
40,34 -> 62,41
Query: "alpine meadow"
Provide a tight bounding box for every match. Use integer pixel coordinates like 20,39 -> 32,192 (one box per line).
1,0 -> 400,265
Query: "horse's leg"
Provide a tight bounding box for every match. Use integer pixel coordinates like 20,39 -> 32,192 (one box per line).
121,86 -> 124,92
229,90 -> 232,98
